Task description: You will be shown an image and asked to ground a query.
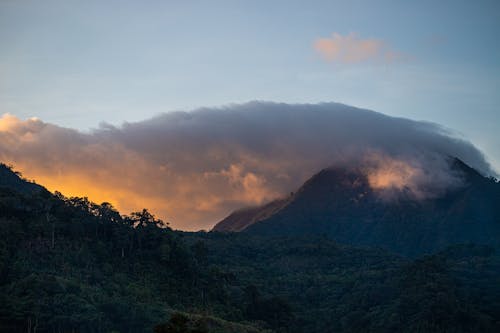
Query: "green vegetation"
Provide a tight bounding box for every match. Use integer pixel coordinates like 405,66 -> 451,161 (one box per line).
0,164 -> 499,332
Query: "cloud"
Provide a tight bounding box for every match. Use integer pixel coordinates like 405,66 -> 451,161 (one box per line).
0,102 -> 494,230
314,32 -> 404,64
362,151 -> 464,201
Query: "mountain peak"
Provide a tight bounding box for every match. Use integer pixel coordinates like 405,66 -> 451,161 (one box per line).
449,157 -> 486,182
213,158 -> 500,256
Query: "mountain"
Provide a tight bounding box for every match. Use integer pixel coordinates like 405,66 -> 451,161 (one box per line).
0,163 -> 47,195
213,197 -> 290,232
213,158 -> 500,256
1,162 -> 499,332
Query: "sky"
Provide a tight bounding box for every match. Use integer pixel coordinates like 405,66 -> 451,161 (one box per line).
1,1 -> 499,229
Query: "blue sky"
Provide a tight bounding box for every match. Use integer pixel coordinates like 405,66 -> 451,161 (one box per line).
1,0 -> 500,170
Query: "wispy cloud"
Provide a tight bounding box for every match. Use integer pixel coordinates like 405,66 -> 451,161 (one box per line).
0,102 -> 492,230
314,32 -> 404,64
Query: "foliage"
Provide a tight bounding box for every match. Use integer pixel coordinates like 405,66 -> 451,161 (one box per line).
0,167 -> 499,332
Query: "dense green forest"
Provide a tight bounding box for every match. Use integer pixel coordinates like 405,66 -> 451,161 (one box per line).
0,164 -> 499,332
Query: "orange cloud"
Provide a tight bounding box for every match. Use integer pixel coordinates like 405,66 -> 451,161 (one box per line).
363,153 -> 423,199
361,151 -> 466,201
314,32 -> 403,64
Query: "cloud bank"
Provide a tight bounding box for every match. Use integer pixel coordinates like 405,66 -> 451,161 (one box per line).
314,32 -> 403,64
0,102 -> 493,230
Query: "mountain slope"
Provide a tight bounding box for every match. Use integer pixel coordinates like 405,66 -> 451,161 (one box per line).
212,197 -> 290,232
1,162 -> 499,332
0,163 -> 47,195
213,158 -> 500,256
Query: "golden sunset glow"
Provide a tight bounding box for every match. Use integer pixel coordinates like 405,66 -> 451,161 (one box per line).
6,160 -> 279,231
0,113 -> 283,230
365,155 -> 419,190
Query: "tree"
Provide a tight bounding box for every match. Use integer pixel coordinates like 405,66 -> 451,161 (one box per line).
129,209 -> 158,228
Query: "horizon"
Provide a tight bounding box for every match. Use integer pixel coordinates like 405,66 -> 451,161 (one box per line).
1,1 -> 500,230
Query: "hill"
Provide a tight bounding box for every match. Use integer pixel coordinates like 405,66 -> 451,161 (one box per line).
0,163 -> 47,195
214,158 -> 500,256
0,162 -> 499,332
213,197 -> 290,232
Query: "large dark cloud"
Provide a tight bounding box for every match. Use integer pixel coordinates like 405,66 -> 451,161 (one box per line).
0,102 -> 494,230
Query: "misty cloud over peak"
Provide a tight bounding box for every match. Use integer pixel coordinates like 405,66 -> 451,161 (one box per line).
0,102 -> 494,230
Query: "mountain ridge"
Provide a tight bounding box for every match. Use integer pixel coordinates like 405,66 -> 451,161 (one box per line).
213,157 -> 500,256
0,163 -> 48,195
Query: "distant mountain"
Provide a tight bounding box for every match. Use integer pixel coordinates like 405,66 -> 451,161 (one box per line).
0,163 -> 47,195
213,158 -> 500,256
213,197 -> 291,232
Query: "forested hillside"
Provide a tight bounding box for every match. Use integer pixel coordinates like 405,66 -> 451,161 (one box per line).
0,164 -> 499,332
